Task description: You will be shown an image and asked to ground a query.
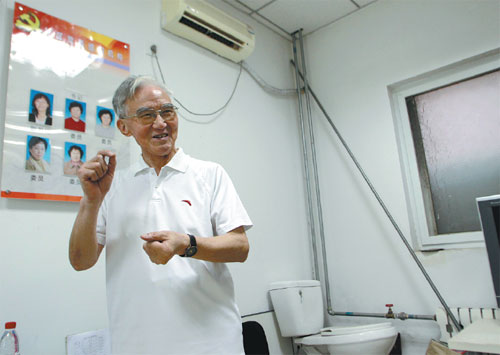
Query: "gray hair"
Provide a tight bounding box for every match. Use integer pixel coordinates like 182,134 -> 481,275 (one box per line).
112,75 -> 174,118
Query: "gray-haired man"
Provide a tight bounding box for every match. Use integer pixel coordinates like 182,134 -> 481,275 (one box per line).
69,75 -> 252,354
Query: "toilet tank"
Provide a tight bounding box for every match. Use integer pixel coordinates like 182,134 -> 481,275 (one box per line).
269,280 -> 324,337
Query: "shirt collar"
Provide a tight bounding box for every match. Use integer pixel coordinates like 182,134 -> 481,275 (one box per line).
133,147 -> 189,176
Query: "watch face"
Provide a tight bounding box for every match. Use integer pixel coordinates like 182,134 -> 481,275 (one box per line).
185,246 -> 198,257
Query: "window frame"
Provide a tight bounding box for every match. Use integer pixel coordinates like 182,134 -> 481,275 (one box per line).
389,48 -> 500,251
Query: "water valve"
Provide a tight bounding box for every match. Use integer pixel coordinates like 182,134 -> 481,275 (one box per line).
385,304 -> 395,318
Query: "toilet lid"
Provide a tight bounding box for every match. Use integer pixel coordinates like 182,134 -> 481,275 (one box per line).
320,322 -> 393,336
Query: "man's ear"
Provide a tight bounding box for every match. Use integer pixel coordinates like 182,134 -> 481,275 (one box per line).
117,119 -> 132,137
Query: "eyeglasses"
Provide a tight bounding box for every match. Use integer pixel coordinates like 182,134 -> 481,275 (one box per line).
121,103 -> 178,125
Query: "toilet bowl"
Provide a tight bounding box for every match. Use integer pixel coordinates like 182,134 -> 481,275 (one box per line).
295,323 -> 397,355
269,280 -> 398,355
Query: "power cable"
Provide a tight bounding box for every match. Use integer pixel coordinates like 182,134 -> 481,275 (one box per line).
175,63 -> 242,117
150,44 -> 242,120
241,61 -> 296,95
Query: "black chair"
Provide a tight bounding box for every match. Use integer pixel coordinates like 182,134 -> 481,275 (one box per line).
242,321 -> 270,355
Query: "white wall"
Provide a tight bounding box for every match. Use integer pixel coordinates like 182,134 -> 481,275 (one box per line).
0,0 -> 311,353
304,0 -> 500,353
3,1 -> 498,354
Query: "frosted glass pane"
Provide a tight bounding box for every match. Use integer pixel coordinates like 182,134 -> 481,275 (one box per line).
413,70 -> 500,235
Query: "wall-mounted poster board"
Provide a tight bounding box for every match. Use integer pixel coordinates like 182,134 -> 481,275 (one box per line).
1,2 -> 131,202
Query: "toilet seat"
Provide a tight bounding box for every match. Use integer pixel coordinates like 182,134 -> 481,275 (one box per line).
294,322 -> 397,346
320,322 -> 394,336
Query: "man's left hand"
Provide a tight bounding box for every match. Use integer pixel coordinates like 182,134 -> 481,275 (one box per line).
140,231 -> 189,264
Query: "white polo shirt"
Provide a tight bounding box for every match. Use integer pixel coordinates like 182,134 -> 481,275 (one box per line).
96,148 -> 252,355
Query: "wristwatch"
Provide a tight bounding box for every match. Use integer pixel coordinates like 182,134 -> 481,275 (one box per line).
180,234 -> 197,257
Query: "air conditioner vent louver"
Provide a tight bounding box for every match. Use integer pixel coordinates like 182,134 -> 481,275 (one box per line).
179,14 -> 241,50
162,0 -> 255,63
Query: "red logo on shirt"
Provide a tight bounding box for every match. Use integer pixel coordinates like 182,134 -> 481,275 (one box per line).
181,200 -> 192,206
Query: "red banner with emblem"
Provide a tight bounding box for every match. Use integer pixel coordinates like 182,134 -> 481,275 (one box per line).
13,3 -> 130,71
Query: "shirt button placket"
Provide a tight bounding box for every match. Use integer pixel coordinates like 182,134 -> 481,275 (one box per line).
151,170 -> 161,200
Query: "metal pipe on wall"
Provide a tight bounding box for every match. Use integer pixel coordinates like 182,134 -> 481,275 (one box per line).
296,29 -> 333,312
291,34 -> 320,281
290,37 -> 462,332
334,311 -> 436,321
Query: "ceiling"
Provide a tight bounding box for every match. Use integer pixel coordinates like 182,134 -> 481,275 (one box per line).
216,0 -> 378,39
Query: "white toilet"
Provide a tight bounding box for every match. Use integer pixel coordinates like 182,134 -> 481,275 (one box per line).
269,280 -> 398,355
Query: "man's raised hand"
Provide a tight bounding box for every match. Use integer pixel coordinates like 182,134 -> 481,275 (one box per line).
77,150 -> 116,204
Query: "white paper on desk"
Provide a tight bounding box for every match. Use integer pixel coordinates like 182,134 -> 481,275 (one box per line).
66,328 -> 111,355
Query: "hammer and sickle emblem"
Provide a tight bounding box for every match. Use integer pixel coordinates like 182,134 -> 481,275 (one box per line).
15,12 -> 40,32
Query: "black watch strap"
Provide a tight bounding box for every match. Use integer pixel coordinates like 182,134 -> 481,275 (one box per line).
180,234 -> 197,257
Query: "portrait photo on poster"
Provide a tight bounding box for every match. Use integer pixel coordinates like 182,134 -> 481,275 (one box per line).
25,135 -> 51,174
95,106 -> 115,139
64,98 -> 86,132
28,89 -> 54,126
63,142 -> 86,176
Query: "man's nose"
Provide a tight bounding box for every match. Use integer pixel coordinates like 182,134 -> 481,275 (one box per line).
152,113 -> 167,127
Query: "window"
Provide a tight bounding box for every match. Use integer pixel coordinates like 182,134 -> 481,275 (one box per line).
390,49 -> 500,250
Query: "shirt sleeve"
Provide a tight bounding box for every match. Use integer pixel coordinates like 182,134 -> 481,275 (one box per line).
210,164 -> 253,236
96,196 -> 108,246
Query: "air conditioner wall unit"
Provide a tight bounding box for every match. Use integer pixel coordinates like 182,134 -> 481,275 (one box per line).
161,0 -> 255,63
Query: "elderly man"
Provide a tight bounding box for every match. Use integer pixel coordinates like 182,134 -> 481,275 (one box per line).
69,76 -> 252,355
